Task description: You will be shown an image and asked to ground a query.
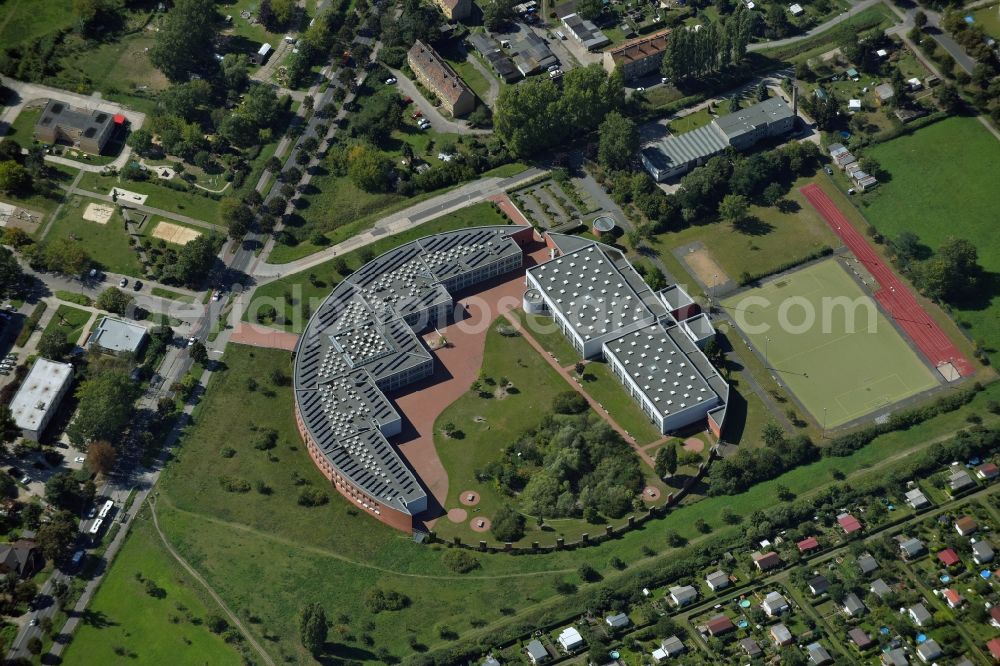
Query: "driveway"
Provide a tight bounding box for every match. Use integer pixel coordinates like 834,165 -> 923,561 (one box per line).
388,68 -> 490,135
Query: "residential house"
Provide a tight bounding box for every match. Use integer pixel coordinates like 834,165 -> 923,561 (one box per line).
882,648 -> 909,666
798,536 -> 821,554
842,592 -> 866,617
770,623 -> 793,646
483,655 -> 501,666
870,578 -> 892,598
741,637 -> 762,658
34,99 -> 121,154
705,615 -> 735,637
808,575 -> 829,596
431,0 -> 471,20
466,33 -> 519,83
838,513 -> 862,534
669,585 -> 697,607
0,540 -> 43,578
989,638 -> 1000,663
753,551 -> 782,572
602,28 -> 671,81
916,639 -> 941,663
977,462 -> 999,481
706,570 -> 730,591
605,613 -> 630,630
905,488 -> 931,510
807,642 -> 834,665
943,588 -> 963,608
526,640 -> 549,664
652,635 -> 685,662
956,515 -> 979,536
849,627 -> 874,650
938,548 -> 960,567
974,541 -> 995,564
789,3 -> 804,15
908,603 -> 932,627
950,467 -> 976,494
762,591 -> 790,617
990,606 -> 1000,629
407,41 -> 475,117
874,83 -> 894,105
556,627 -> 584,651
899,538 -> 925,559
858,553 -> 880,575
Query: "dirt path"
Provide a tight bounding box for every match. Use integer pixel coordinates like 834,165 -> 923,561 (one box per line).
150,497 -> 276,666
157,495 -> 576,580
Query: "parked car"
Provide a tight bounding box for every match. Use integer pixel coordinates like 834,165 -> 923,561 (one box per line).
119,277 -> 128,288
133,280 -> 142,291
187,337 -> 196,347
385,77 -> 397,85
19,475 -> 30,485
824,166 -> 833,175
74,456 -> 86,464
212,290 -> 221,302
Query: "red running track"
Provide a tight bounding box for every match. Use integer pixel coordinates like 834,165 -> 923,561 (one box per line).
800,183 -> 974,377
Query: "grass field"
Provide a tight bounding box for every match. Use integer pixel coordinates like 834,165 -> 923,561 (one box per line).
972,4 -> 1000,39
60,513 -> 242,666
247,203 -> 513,332
44,303 -> 93,346
45,195 -> 144,276
650,175 -> 841,285
77,173 -> 222,226
578,361 -> 664,446
722,258 -> 938,427
0,0 -> 74,49
860,117 -> 1000,365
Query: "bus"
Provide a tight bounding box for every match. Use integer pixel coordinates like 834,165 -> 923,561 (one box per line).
97,500 -> 114,520
88,518 -> 103,535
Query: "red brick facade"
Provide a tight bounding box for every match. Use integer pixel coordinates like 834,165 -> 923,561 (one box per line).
294,404 -> 415,533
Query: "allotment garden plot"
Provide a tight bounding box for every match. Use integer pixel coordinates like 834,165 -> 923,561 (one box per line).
722,258 -> 938,428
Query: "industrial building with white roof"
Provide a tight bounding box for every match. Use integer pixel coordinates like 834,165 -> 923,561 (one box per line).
9,358 -> 74,441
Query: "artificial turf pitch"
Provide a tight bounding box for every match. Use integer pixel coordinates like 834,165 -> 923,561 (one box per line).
722,258 -> 938,428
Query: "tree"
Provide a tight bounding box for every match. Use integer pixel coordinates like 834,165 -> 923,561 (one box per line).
220,54 -> 250,97
0,247 -> 24,301
66,370 -> 139,446
96,286 -> 134,315
576,0 -> 602,19
762,421 -> 785,448
655,443 -> 678,477
0,161 -> 31,194
597,111 -> 638,170
38,328 -> 71,360
719,193 -> 750,226
936,85 -> 962,114
45,473 -> 82,511
163,234 -> 218,287
42,238 -> 89,275
345,144 -> 394,193
916,237 -> 983,303
299,602 -> 328,656
149,0 -> 218,83
189,341 -> 208,364
914,10 -> 927,28
160,80 -> 212,120
220,198 -> 253,239
127,128 -> 155,157
492,504 -> 526,542
0,405 -> 18,453
482,0 -> 515,30
36,511 -> 78,560
87,441 -> 117,475
552,391 -> 588,414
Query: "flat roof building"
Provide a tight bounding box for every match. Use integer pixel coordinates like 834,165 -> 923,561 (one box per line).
467,33 -> 520,82
603,28 -> 671,81
642,97 -> 796,181
293,226 -> 528,533
9,358 -> 73,441
561,13 -> 610,50
34,99 -> 119,154
510,32 -> 558,76
87,316 -> 148,355
407,40 -> 476,117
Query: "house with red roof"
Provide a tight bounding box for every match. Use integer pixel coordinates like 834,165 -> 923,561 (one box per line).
978,462 -> 999,481
943,588 -> 963,608
753,551 -> 782,572
838,513 -> 862,534
990,606 -> 1000,629
705,615 -> 735,637
956,515 -> 979,536
798,537 -> 820,554
987,637 -> 1000,662
938,548 -> 961,567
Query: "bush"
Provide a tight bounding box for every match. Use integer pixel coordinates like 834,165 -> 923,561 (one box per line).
297,487 -> 329,506
219,476 -> 252,493
491,504 -> 526,542
364,588 -> 408,613
552,391 -> 588,415
441,549 -> 480,573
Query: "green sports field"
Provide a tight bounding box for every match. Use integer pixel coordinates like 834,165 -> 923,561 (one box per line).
723,259 -> 938,428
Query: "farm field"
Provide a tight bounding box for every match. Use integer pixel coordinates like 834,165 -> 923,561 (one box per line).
79,339 -> 1000,665
860,116 -> 1000,365
722,258 -> 939,428
60,513 -> 242,666
43,303 -> 93,346
45,195 -> 144,276
246,203 -> 513,332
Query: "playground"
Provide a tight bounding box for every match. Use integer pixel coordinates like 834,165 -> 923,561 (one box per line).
722,258 -> 939,428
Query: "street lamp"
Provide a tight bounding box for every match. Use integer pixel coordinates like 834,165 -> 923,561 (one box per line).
764,336 -> 771,370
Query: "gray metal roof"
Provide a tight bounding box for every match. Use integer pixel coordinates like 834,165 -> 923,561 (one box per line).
642,123 -> 728,174
9,358 -> 73,432
293,225 -> 523,516
88,316 -> 148,354
714,97 -> 794,141
561,13 -> 610,49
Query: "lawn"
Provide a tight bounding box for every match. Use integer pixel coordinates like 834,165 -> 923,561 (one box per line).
435,39 -> 493,102
649,175 -> 841,286
151,287 -> 195,303
248,203 -> 514,331
89,340 -> 1000,666
859,116 -> 1000,365
77,172 -> 223,226
578,361 -> 664,446
44,303 -> 93,346
721,258 -> 939,428
60,513 -> 242,666
972,4 -> 1000,40
0,0 -> 74,49
58,31 -> 168,96
45,195 -> 144,276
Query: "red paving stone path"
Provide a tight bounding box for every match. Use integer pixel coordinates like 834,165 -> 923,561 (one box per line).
503,312 -> 656,468
488,193 -> 531,227
229,323 -> 300,351
683,437 -> 705,453
801,183 -> 974,377
447,508 -> 468,523
393,244 -> 553,528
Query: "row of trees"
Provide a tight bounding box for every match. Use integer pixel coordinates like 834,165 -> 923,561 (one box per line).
661,7 -> 753,82
889,234 -> 987,307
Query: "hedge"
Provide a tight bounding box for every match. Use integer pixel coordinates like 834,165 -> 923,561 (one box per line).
14,302 -> 47,347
